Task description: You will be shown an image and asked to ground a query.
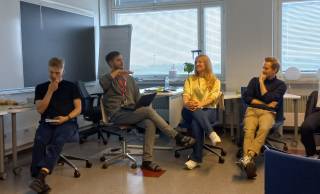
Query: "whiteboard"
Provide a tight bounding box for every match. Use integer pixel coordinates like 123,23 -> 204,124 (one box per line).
98,25 -> 132,78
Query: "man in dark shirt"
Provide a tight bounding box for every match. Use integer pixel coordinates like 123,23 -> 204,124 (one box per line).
238,57 -> 287,179
29,58 -> 82,193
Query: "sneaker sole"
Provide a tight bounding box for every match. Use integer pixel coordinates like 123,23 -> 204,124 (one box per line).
184,164 -> 200,170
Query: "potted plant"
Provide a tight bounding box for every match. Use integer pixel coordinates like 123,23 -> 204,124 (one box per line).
184,62 -> 194,76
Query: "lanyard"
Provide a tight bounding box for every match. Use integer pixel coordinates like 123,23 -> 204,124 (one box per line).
116,77 -> 127,104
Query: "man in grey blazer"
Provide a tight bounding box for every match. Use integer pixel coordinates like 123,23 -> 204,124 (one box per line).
99,51 -> 195,171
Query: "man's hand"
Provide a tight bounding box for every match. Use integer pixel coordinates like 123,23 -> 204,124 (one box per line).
267,101 -> 278,109
251,99 -> 266,105
259,72 -> 267,83
48,81 -> 59,93
52,116 -> 69,125
111,70 -> 133,79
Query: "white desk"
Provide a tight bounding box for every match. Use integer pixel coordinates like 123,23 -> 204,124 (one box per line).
0,105 -> 34,180
223,92 -> 301,145
140,87 -> 184,128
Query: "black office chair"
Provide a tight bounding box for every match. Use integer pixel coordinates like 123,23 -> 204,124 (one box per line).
77,81 -> 120,145
174,93 -> 226,164
236,87 -> 288,158
58,128 -> 92,178
304,90 -> 320,156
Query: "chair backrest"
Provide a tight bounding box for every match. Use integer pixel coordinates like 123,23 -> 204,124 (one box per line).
76,81 -> 93,115
265,148 -> 320,194
100,96 -> 110,124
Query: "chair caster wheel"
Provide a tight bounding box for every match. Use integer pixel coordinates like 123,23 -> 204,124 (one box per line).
283,145 -> 288,152
86,161 -> 92,168
174,152 -> 180,158
131,163 -> 137,169
100,156 -> 106,162
74,170 -> 81,178
13,167 -> 22,175
219,157 -> 225,164
221,150 -> 227,156
102,164 -> 108,169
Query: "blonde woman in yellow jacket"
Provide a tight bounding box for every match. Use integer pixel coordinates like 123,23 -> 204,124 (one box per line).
182,54 -> 221,170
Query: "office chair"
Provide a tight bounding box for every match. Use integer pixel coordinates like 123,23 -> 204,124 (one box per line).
77,81 -> 120,145
304,90 -> 320,156
265,146 -> 320,194
58,128 -> 92,178
236,87 -> 288,158
99,96 -> 139,169
174,93 -> 227,164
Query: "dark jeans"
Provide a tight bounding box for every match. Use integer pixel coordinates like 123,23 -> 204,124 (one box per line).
182,108 -> 217,162
300,111 -> 320,156
30,121 -> 77,177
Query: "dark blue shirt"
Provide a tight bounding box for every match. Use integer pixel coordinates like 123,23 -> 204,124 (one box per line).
242,77 -> 287,111
34,80 -> 81,122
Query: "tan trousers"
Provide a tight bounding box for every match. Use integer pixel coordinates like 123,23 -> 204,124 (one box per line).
243,107 -> 275,156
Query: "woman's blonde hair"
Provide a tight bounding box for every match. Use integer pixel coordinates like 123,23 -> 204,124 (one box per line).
193,54 -> 217,91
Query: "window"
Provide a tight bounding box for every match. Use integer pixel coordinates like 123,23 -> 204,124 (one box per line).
114,0 -> 200,8
204,7 -> 222,74
112,1 -> 223,76
282,1 -> 320,72
116,9 -> 198,75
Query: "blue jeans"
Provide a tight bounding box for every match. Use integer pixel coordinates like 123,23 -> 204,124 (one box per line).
30,121 -> 77,177
182,108 -> 217,163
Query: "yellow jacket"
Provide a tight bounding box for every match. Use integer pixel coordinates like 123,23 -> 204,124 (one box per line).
183,75 -> 221,108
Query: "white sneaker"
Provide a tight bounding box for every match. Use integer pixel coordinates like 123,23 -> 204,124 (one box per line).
185,160 -> 199,170
209,131 -> 222,146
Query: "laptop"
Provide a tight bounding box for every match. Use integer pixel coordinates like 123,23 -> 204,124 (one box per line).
135,93 -> 157,109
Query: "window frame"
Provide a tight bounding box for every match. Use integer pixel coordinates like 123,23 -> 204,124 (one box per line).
274,0 -> 320,77
108,0 -> 225,81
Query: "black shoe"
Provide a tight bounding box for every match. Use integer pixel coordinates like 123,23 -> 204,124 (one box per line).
29,178 -> 49,193
38,184 -> 51,194
245,160 -> 257,179
175,134 -> 196,147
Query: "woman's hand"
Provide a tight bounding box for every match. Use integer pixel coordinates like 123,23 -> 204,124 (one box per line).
185,100 -> 202,111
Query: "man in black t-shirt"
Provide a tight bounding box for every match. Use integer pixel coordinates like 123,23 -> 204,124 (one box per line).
29,58 -> 81,193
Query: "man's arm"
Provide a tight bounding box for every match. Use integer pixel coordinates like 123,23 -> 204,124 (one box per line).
261,82 -> 287,104
259,73 -> 268,95
99,74 -> 114,92
242,78 -> 256,105
53,98 -> 81,125
36,81 -> 58,114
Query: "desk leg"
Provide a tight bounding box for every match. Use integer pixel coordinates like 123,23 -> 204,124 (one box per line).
293,99 -> 299,146
11,113 -> 21,175
234,99 -> 240,144
230,100 -> 235,140
0,115 -> 7,180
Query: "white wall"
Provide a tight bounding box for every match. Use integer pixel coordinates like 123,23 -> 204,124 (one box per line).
0,0 -> 100,150
0,0 -> 100,90
0,0 -> 24,89
224,0 -> 274,91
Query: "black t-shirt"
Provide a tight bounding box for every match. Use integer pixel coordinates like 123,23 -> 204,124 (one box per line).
34,80 -> 81,121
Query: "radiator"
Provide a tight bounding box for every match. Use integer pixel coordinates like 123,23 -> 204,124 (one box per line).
283,95 -> 308,127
